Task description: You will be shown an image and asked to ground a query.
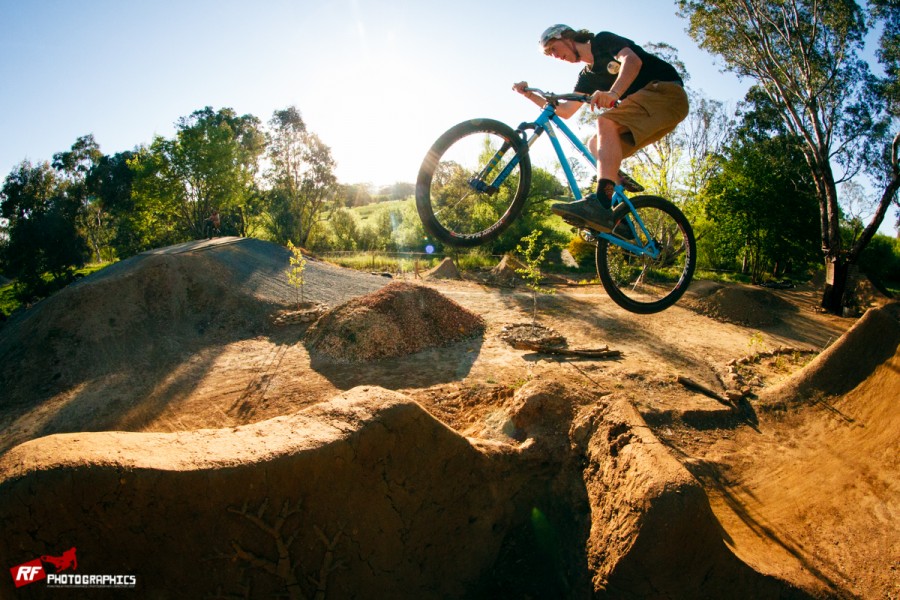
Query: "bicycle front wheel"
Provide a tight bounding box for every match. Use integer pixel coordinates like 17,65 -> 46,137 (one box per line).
596,195 -> 696,314
416,119 -> 531,247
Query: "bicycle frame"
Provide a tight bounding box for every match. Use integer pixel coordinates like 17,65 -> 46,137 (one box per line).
491,101 -> 659,258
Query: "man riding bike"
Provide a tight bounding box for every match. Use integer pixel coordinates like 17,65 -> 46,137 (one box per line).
513,25 -> 689,233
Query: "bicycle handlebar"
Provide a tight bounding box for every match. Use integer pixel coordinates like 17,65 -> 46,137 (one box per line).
523,87 -> 591,105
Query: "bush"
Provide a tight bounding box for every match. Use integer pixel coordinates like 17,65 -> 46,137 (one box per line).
859,233 -> 900,283
567,235 -> 595,269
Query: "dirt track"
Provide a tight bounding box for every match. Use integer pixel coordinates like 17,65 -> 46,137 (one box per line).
0,237 -> 896,598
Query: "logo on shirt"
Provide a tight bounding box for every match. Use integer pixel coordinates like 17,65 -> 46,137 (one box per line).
607,60 -> 621,75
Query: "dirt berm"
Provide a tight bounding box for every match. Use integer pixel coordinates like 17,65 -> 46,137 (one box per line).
0,380 -> 799,599
0,237 -> 892,597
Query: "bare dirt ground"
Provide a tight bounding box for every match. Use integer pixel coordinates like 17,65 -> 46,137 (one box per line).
0,237 -> 897,598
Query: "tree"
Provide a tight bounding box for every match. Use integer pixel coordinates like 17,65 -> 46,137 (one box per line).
0,160 -> 87,299
328,207 -> 360,251
493,167 -> 567,255
678,0 -> 900,312
870,0 -> 900,116
515,229 -> 556,325
130,107 -> 265,244
335,183 -> 374,207
85,151 -> 136,258
703,134 -> 820,279
53,135 -> 106,262
285,240 -> 308,306
127,141 -> 190,251
377,182 -> 415,200
264,107 -> 338,247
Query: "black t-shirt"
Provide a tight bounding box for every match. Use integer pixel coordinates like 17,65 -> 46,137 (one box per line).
574,31 -> 683,99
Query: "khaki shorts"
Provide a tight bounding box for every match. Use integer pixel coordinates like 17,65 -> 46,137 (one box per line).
600,81 -> 689,157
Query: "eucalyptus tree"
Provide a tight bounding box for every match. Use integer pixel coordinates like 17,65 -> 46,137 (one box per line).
53,135 -> 107,262
264,106 -> 338,247
85,151 -> 136,258
130,107 -> 265,242
677,0 -> 900,312
0,160 -> 86,298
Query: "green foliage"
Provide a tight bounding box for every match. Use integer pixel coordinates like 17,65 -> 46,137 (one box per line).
335,198 -> 427,254
334,183 -> 375,207
858,234 -> 900,283
0,159 -> 88,301
0,262 -> 109,317
701,135 -> 820,280
285,240 -> 308,305
128,107 -> 264,247
515,230 -> 556,323
677,0 -> 897,270
490,167 -> 569,255
324,250 -> 498,274
566,235 -> 596,270
0,279 -> 18,319
327,208 -> 360,251
264,107 -> 337,247
376,181 -> 415,200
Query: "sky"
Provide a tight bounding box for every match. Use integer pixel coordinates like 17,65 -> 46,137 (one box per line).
0,0 -> 895,230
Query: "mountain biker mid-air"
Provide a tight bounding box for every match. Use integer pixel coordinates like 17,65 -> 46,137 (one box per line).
513,25 -> 689,233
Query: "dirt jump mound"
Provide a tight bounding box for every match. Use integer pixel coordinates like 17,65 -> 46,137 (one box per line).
304,281 -> 484,362
687,282 -> 795,326
422,257 -> 460,280
703,302 -> 900,597
0,382 -> 802,599
0,237 -> 391,453
761,301 -> 900,405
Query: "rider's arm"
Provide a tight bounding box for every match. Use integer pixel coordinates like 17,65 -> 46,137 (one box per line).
589,47 -> 643,110
512,81 -> 546,109
554,100 -> 583,119
513,81 -> 584,119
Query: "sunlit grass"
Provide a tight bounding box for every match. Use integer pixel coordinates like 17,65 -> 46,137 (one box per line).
322,251 -> 500,274
0,262 -> 113,318
353,198 -> 415,223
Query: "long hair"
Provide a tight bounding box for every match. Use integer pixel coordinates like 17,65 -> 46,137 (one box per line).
562,29 -> 594,43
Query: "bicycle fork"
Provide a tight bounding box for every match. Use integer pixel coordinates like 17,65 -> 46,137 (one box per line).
591,191 -> 662,259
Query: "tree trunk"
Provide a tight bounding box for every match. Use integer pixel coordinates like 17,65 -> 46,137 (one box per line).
821,257 -> 850,315
821,132 -> 900,315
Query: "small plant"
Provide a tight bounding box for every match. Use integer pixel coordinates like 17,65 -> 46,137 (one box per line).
515,230 -> 556,325
286,240 -> 308,306
747,331 -> 767,356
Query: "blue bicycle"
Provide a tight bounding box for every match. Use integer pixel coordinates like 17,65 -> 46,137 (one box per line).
415,87 -> 696,314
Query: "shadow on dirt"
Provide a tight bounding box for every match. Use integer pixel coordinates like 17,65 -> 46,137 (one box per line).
305,335 -> 484,390
663,446 -> 846,598
0,238 -> 391,455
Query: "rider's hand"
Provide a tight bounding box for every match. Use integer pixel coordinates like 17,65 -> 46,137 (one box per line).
512,81 -> 529,95
590,90 -> 619,110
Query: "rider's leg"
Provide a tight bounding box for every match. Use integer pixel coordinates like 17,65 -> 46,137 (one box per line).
595,116 -> 629,207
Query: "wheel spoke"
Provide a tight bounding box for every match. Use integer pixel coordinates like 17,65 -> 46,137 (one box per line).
596,196 -> 696,313
416,119 -> 530,247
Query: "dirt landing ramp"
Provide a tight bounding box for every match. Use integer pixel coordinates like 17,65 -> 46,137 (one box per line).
711,302 -> 900,597
0,383 -> 801,598
571,398 -> 802,598
760,301 -> 900,405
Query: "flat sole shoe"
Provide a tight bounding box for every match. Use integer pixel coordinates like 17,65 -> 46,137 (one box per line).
557,214 -> 612,233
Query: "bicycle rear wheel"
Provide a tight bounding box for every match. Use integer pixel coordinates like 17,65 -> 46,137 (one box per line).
416,119 -> 531,247
595,195 -> 696,314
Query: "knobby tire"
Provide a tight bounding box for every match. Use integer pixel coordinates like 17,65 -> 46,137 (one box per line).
416,119 -> 531,248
